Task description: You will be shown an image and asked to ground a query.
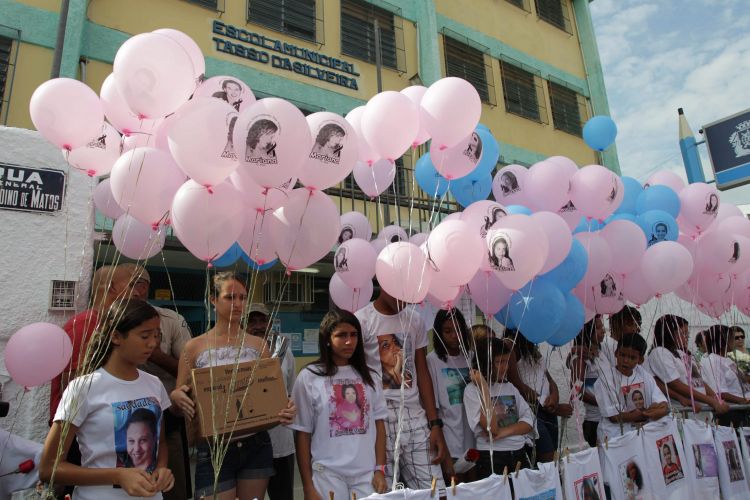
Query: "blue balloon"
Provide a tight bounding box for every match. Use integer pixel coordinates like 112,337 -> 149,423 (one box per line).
505,204 -> 532,215
450,173 -> 492,207
470,127 -> 500,178
546,293 -> 585,347
573,217 -> 604,234
583,115 -> 617,151
615,176 -> 643,214
541,239 -> 588,290
635,185 -> 680,217
212,242 -> 243,267
494,304 -> 518,329
415,152 -> 450,198
240,252 -> 278,271
475,123 -> 491,133
508,279 -> 566,343
637,209 -> 678,247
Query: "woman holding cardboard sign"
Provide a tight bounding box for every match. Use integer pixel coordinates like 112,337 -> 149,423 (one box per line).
170,272 -> 296,500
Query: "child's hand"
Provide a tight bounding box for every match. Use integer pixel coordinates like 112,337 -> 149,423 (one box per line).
712,399 -> 730,415
556,403 -> 573,417
543,393 -> 559,412
303,486 -> 323,500
372,470 -> 388,493
170,385 -> 195,419
469,369 -> 487,387
278,398 -> 296,425
116,468 -> 157,497
152,467 -> 174,492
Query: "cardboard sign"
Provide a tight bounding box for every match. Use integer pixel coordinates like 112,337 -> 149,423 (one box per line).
191,357 -> 286,439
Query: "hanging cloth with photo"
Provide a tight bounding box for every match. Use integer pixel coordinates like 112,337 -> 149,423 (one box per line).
361,487 -> 432,499
513,461 -> 563,499
445,473 -> 512,500
640,420 -> 689,499
681,419 -> 721,499
740,427 -> 750,489
561,447 -> 606,500
714,425 -> 750,499
599,430 -> 656,500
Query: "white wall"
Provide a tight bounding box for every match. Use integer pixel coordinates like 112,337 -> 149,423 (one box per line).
0,127 -> 94,443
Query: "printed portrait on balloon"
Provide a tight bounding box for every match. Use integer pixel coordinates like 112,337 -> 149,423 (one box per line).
607,175 -> 619,203
462,131 -> 483,163
730,242 -> 740,263
481,206 -> 507,237
245,117 -> 279,164
212,79 -> 244,111
648,222 -> 669,247
338,225 -> 354,244
221,113 -> 239,160
704,193 -> 719,215
499,171 -> 520,196
311,122 -> 346,163
600,274 -> 618,298
488,233 -> 515,272
334,246 -> 349,272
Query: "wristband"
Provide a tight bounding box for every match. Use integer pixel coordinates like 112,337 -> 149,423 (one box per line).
428,418 -> 444,429
375,464 -> 386,475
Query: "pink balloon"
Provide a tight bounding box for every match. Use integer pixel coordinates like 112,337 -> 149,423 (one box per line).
329,273 -> 373,312
591,272 -> 625,314
270,188 -> 340,270
569,165 -> 624,221
169,98 -> 239,187
730,235 -> 750,277
584,306 -> 596,323
622,267 -> 654,306
546,156 -> 579,171
152,28 -> 206,83
697,301 -> 728,319
409,232 -> 429,246
718,215 -> 750,240
233,98 -> 312,189
574,232 -> 613,287
100,74 -> 160,136
645,170 -> 685,193
5,323 -> 73,387
192,75 -> 256,112
29,78 -> 104,150
641,241 -> 694,294
694,228 -> 735,275
467,270 -> 512,316
558,199 -> 582,229
352,159 -> 395,197
339,211 -> 373,243
376,242 -> 434,303
426,275 -> 464,310
420,77 -> 482,150
531,211 -> 573,274
299,112 -> 358,190
460,200 -> 508,243
122,129 -> 159,152
492,165 -> 529,206
93,178 -> 125,219
371,238 -> 387,256
344,106 -> 377,164
526,160 -> 575,213
487,214 -> 549,290
696,271 -> 732,303
112,214 -> 166,259
333,239 -> 377,288
151,112 -> 178,151
715,202 -> 743,225
678,182 -> 719,235
378,225 -> 408,244
400,85 -> 431,146
601,220 -> 647,274
65,122 -> 122,177
429,130 -> 483,180
171,180 -> 245,261
238,211 -> 277,265
109,147 -> 186,227
231,168 -> 295,213
113,33 -> 195,119
426,220 -> 484,285
361,91 -> 419,161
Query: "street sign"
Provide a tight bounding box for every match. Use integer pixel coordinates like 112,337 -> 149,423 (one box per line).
703,108 -> 750,190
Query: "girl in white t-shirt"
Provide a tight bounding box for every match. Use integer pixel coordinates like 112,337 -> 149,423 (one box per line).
427,308 -> 474,483
39,299 -> 174,499
647,314 -> 728,416
700,324 -> 750,427
291,310 -> 388,500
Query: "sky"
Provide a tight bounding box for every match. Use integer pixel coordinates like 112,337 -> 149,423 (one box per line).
589,0 -> 750,205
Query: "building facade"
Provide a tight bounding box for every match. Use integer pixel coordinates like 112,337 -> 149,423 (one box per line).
0,0 -> 618,381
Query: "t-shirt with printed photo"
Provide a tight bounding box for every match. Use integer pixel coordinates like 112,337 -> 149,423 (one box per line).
427,351 -> 473,458
463,380 -> 533,452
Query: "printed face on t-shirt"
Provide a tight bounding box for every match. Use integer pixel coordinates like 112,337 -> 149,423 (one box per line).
329,380 -> 369,437
112,397 -> 161,474
691,443 -> 719,478
441,367 -> 469,405
494,395 -> 519,427
621,382 -> 645,411
657,435 -> 684,485
574,473 -> 602,500
377,333 -> 413,390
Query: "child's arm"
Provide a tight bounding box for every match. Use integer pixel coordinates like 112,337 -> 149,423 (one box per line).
543,371 -> 559,411
372,420 -> 388,494
642,402 -> 669,420
607,409 -> 647,424
170,340 -> 197,419
152,419 -> 174,492
40,422 -> 157,496
295,432 -> 322,500
493,384 -> 533,439
470,370 -> 501,438
415,347 -> 447,464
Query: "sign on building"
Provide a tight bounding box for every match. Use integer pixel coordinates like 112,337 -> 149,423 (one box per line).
704,108 -> 750,190
0,163 -> 66,213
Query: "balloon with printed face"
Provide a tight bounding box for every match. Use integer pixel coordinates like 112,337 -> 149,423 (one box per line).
378,225 -> 408,244
637,209 -> 679,247
338,211 -> 373,243
569,165 -> 624,221
333,238 -> 377,289
487,215 -> 549,290
492,165 -> 529,207
678,182 -> 720,236
526,159 -> 574,213
591,271 -> 625,314
352,159 -> 395,197
300,112 -> 358,190
376,242 -> 434,303
430,130 -> 483,180
192,75 -> 255,112
425,220 -> 484,286
65,122 -> 122,177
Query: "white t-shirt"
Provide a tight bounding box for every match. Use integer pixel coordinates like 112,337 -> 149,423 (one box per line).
355,303 -> 428,409
516,356 -> 550,404
269,349 -> 296,458
290,364 -> 388,477
54,368 -> 171,500
647,347 -> 706,395
593,365 -> 667,440
600,336 -> 618,368
701,354 -> 746,399
426,351 -> 474,459
463,381 -> 533,452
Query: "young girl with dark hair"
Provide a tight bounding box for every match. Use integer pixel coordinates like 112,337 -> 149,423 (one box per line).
647,314 -> 728,416
170,272 -> 295,500
291,309 -> 387,500
700,324 -> 750,427
40,299 -> 174,499
426,308 -> 475,482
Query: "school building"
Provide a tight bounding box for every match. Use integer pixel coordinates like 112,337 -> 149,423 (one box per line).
0,0 -> 618,416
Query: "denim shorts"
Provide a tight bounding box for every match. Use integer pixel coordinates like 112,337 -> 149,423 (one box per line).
194,431 -> 275,497
535,407 -> 559,454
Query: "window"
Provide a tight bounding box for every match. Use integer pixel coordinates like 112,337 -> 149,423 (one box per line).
49,280 -> 77,311
0,36 -> 14,123
248,0 -> 317,42
444,36 -> 490,103
185,0 -> 219,9
535,0 -> 571,33
549,81 -> 584,136
341,0 -> 399,70
500,61 -> 543,122
506,0 -> 530,11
